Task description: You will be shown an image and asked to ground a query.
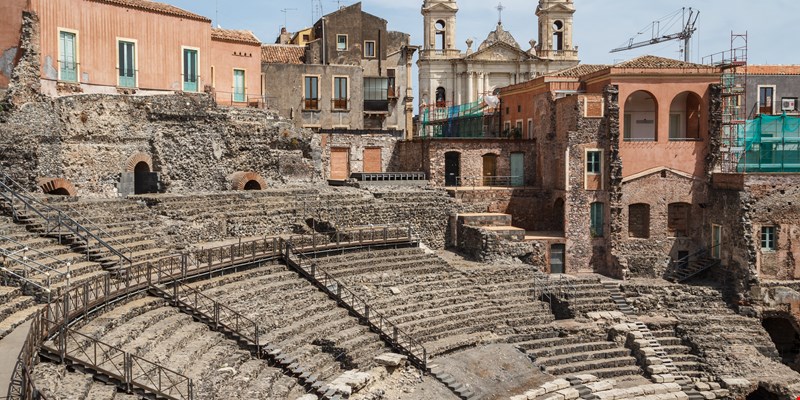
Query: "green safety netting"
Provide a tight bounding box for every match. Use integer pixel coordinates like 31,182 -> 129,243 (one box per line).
420,100 -> 486,138
736,114 -> 800,173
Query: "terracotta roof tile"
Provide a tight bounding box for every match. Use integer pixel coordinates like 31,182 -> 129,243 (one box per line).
89,0 -> 210,22
211,28 -> 261,45
745,65 -> 800,75
261,45 -> 306,64
550,64 -> 609,78
615,55 -> 708,69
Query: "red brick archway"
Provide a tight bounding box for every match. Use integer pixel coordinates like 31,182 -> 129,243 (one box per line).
38,177 -> 77,196
228,171 -> 267,191
124,152 -> 153,172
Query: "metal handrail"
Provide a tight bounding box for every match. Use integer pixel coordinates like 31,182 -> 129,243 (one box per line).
455,175 -> 523,188
14,227 -> 419,399
60,205 -> 134,263
281,237 -> 427,369
1,235 -> 70,278
0,174 -> 131,269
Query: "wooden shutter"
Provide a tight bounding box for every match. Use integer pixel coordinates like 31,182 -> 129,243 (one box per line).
363,148 -> 382,173
330,148 -> 349,180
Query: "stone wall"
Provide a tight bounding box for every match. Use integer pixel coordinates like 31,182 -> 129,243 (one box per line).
448,187 -> 563,231
458,224 -> 547,265
414,139 -> 536,187
617,171 -> 708,278
0,92 -> 321,197
320,133 -> 399,178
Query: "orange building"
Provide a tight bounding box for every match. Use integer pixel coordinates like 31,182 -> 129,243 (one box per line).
1,0 -> 261,106
498,56 -> 723,277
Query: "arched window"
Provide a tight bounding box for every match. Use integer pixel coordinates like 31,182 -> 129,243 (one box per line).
435,20 -> 446,50
435,86 -> 446,106
623,91 -> 658,141
552,20 -> 564,51
667,202 -> 691,237
669,91 -> 702,140
628,203 -> 650,238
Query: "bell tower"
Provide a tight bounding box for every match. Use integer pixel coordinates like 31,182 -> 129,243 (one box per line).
421,0 -> 458,59
536,0 -> 578,61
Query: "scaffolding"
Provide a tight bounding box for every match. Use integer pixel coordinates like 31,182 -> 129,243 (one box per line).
737,114 -> 800,173
418,99 -> 500,139
703,32 -> 748,173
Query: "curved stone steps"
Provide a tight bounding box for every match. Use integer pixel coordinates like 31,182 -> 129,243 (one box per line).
202,271 -> 305,301
319,247 -> 425,266
27,260 -> 103,285
534,347 -> 633,367
325,257 -> 442,278
409,306 -> 537,343
0,302 -> 42,340
185,264 -> 289,292
91,307 -> 183,350
31,362 -> 96,400
78,296 -> 167,338
84,381 -> 120,399
525,340 -> 615,357
544,358 -> 642,378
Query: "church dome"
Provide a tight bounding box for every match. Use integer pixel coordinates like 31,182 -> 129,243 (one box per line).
477,23 -> 521,51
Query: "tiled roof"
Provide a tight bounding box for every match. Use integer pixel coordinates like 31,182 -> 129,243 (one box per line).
212,28 -> 261,45
90,0 -> 210,22
745,65 -> 800,75
261,45 -> 306,64
615,55 -> 708,69
550,64 -> 609,78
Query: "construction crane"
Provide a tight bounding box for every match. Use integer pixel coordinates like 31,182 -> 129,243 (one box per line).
611,7 -> 699,62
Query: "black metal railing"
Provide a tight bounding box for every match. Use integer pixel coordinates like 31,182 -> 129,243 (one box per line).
0,174 -> 131,269
13,226 -> 419,399
281,235 -> 427,369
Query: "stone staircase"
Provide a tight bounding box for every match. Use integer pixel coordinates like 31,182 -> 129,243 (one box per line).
429,364 -> 479,400
316,248 -> 556,357
0,286 -> 41,340
41,295 -> 301,400
189,262 -> 392,391
517,334 -> 643,379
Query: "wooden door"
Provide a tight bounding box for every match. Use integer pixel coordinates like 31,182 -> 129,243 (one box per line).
330,148 -> 349,180
363,148 -> 382,173
550,244 -> 565,274
510,152 -> 524,186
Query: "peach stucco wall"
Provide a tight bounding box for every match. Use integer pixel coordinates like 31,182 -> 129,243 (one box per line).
616,77 -> 715,178
210,39 -> 261,106
0,0 -> 28,89
31,0 -> 211,91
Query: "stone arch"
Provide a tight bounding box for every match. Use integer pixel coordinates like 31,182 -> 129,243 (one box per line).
746,386 -> 782,399
623,90 -> 658,141
762,311 -> 800,372
124,152 -> 153,173
38,177 -> 77,196
228,171 -> 267,191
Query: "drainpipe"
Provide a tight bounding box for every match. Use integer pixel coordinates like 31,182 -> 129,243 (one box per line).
378,29 -> 382,76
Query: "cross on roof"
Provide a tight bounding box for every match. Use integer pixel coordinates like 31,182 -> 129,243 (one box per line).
496,2 -> 505,25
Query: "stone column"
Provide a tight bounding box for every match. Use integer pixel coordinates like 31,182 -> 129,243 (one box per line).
454,72 -> 461,105
483,73 -> 490,97
477,73 -> 484,100
467,72 -> 474,103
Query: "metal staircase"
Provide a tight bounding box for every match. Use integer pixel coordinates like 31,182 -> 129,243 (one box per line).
665,248 -> 721,283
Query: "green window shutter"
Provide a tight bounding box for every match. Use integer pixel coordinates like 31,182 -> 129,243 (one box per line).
119,41 -> 136,88
233,70 -> 245,102
183,49 -> 198,92
591,202 -> 604,237
60,31 -> 78,82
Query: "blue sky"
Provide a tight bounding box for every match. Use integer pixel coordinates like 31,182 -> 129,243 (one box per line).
169,0 -> 798,66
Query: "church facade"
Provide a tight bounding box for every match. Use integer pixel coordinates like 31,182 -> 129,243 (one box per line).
418,0 -> 580,107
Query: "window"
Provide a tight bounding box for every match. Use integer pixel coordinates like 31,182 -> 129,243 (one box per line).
233,69 -> 245,102
759,86 -> 775,114
504,121 -> 511,134
586,150 -> 601,174
364,77 -> 389,111
628,204 -> 650,238
387,69 -> 396,98
668,113 -> 681,139
553,20 -> 564,51
118,39 -> 136,88
527,119 -> 533,139
182,48 -> 199,92
435,20 -> 446,50
761,226 -> 776,251
336,34 -> 348,51
712,224 -> 722,259
333,77 -> 348,109
590,202 -> 604,237
304,76 -> 319,110
515,120 -> 523,138
59,30 -> 78,82
668,203 -> 691,237
210,66 -> 216,88
364,40 -> 376,58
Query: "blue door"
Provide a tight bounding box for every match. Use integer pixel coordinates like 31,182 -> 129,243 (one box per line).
510,152 -> 524,186
59,31 -> 77,82
183,49 -> 198,92
118,41 -> 136,88
233,69 -> 245,102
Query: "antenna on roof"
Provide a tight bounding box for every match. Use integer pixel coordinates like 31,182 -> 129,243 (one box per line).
312,0 -> 323,24
281,8 -> 297,28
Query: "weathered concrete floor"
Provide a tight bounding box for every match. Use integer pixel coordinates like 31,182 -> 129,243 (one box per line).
0,321 -> 31,399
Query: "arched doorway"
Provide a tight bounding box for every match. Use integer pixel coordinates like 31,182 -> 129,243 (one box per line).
444,151 -> 460,187
482,153 -> 497,186
623,90 -> 658,141
435,86 -> 446,107
133,161 -> 157,195
669,91 -> 702,140
243,180 -> 262,190
39,177 -> 77,196
762,316 -> 800,371
746,386 -> 781,400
